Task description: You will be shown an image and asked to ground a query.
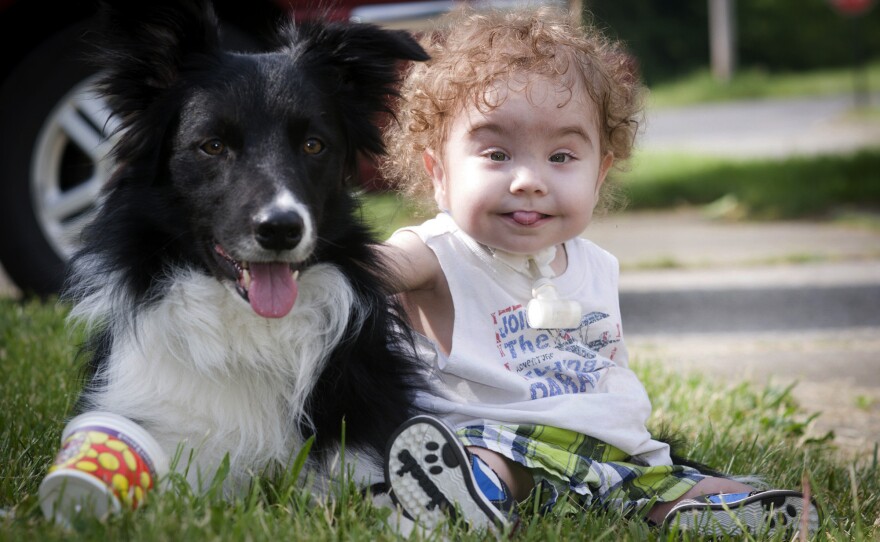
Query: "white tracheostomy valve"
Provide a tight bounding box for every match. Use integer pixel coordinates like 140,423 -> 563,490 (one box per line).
492,245 -> 583,329
458,229 -> 583,329
526,277 -> 582,329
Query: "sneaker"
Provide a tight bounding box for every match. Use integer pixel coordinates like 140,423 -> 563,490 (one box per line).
384,415 -> 515,532
663,489 -> 822,538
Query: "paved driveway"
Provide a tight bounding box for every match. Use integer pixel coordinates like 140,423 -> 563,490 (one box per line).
641,92 -> 880,158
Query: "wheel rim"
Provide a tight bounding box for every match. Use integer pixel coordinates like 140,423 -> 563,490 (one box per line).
30,75 -> 120,259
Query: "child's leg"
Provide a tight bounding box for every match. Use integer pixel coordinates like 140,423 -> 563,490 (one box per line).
656,475 -> 822,538
647,476 -> 753,523
467,446 -> 534,501
386,417 -> 822,537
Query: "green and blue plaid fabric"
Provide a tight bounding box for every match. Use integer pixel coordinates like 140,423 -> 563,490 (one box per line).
458,424 -> 705,517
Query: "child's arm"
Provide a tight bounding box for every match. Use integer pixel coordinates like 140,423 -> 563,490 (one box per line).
380,230 -> 454,351
380,230 -> 442,293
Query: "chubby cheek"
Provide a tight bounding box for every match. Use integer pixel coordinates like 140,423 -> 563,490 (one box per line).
564,190 -> 599,232
446,185 -> 492,223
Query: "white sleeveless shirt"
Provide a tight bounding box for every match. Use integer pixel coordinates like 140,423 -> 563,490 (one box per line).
407,213 -> 671,466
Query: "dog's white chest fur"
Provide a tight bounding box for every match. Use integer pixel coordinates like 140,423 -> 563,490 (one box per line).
71,262 -> 360,492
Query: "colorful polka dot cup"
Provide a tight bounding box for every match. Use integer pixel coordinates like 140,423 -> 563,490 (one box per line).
39,411 -> 169,525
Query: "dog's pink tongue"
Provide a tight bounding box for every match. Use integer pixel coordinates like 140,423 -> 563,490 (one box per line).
248,262 -> 298,318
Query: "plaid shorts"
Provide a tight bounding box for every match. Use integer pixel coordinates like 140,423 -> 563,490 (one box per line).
457,424 -> 705,518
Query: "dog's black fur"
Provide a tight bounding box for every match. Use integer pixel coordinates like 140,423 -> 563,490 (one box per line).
63,0 -> 432,491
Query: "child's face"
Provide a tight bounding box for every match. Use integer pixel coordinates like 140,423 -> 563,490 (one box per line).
425,75 -> 613,255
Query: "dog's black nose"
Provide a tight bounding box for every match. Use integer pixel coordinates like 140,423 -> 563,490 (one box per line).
254,209 -> 304,251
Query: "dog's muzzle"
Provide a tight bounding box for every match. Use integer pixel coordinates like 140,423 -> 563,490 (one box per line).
213,244 -> 302,319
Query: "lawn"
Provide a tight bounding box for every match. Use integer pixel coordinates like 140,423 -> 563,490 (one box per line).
1,299 -> 878,541
616,148 -> 880,220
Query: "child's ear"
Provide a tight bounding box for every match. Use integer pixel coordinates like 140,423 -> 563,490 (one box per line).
423,149 -> 449,209
595,151 -> 614,196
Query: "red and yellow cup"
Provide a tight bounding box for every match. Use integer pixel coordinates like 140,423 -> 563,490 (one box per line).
39,412 -> 168,525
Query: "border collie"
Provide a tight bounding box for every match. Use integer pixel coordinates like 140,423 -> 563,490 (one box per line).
63,0 -> 431,494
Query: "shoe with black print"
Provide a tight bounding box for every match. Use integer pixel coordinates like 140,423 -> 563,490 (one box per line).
384,415 -> 516,533
663,489 -> 822,538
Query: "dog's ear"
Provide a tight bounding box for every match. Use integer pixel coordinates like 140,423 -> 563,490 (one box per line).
91,0 -> 220,128
288,21 -> 429,157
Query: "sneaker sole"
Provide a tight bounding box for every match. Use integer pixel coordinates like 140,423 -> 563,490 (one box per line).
667,489 -> 822,537
384,415 -> 510,532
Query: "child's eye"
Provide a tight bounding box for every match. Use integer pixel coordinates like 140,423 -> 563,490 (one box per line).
488,151 -> 508,162
549,153 -> 570,163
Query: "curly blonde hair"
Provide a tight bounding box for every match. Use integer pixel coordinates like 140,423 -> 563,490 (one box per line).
381,5 -> 644,213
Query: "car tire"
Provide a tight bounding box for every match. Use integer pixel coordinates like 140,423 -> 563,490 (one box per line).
0,19 -> 110,298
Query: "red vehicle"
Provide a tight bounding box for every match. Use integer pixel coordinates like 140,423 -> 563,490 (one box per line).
0,0 -> 501,297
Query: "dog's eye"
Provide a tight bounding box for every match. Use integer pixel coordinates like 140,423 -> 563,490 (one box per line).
200,139 -> 226,156
303,138 -> 324,155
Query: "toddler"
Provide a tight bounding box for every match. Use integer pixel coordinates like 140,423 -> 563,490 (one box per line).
379,5 -> 821,538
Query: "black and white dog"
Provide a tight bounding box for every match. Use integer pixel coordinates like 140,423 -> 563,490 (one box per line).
64,0 -> 431,494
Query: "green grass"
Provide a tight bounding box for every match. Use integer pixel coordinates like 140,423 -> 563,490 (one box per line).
355,190 -> 422,239
1,299 -> 878,540
647,60 -> 880,108
615,148 -> 880,219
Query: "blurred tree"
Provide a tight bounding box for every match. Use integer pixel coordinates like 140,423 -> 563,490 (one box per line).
737,0 -> 878,71
585,0 -> 709,83
585,0 -> 880,84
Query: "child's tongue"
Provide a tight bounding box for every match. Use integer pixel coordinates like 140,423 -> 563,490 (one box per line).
248,262 -> 298,318
511,211 -> 542,225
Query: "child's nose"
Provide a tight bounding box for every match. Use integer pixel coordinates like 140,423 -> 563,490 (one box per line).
509,166 -> 547,194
